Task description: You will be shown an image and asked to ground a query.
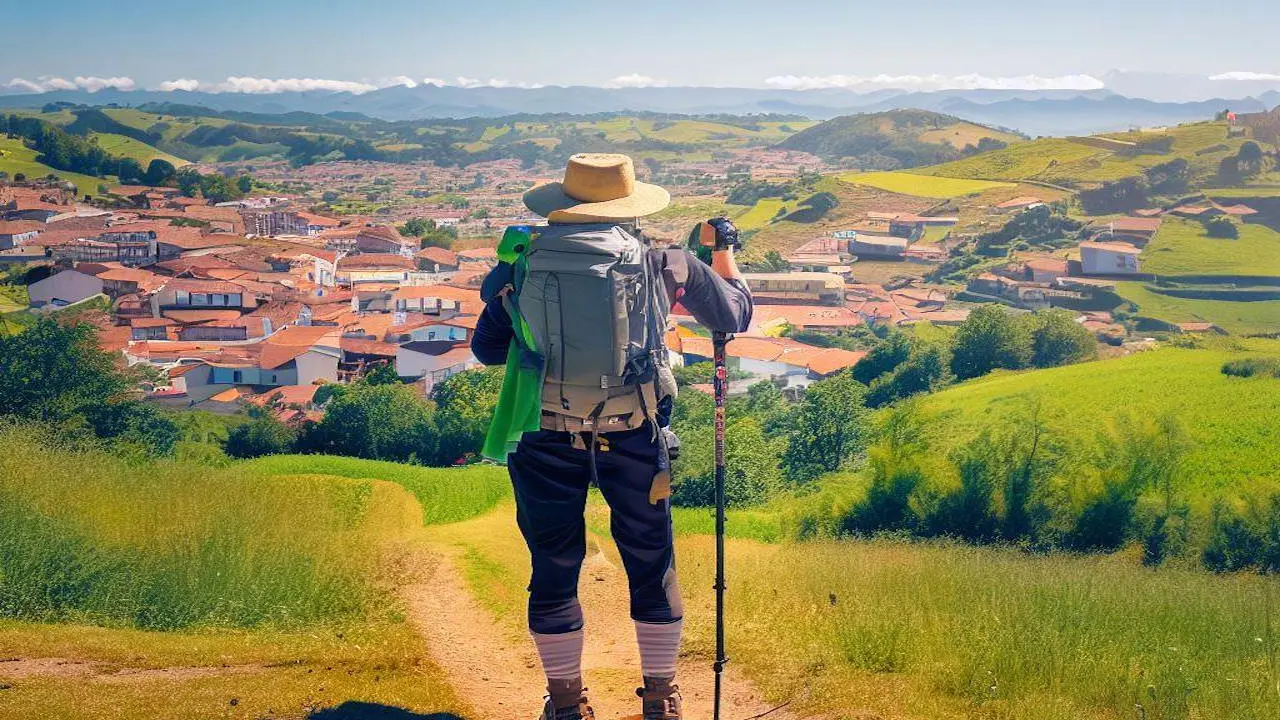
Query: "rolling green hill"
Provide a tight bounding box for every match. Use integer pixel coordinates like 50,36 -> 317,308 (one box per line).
1140,217 -> 1280,278
914,340 -> 1280,492
922,121 -> 1246,187
0,135 -> 108,195
777,109 -> 1023,167
87,132 -> 189,166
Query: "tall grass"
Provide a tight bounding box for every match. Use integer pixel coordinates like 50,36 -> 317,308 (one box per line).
0,426 -> 420,630
681,537 -> 1280,720
239,454 -> 512,525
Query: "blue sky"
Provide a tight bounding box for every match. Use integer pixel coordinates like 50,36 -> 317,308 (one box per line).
2,0 -> 1278,92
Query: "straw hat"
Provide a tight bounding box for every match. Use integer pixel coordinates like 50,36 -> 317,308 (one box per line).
523,153 -> 670,223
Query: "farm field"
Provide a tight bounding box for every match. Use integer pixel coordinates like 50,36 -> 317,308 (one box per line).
1141,217 -> 1280,278
1117,281 -> 1280,335
913,340 -> 1280,491
837,170 -> 1013,198
0,136 -> 107,196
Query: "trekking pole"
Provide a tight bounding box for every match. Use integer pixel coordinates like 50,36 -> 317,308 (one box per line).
697,216 -> 738,720
712,326 -> 730,720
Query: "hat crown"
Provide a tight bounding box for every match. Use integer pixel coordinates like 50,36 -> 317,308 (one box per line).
561,154 -> 636,203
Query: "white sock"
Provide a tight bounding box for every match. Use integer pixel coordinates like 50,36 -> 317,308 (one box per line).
635,619 -> 683,678
532,628 -> 585,681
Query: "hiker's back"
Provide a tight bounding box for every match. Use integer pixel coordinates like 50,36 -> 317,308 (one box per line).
517,223 -> 673,432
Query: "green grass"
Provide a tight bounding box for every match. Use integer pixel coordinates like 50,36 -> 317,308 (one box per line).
0,136 -> 108,196
1209,186 -> 1280,198
838,170 -> 1013,198
239,454 -> 512,525
1117,281 -> 1280,335
88,132 -> 189,167
1142,218 -> 1280,278
733,197 -> 791,230
914,341 -> 1280,492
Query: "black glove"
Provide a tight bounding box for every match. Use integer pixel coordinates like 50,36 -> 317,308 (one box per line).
687,217 -> 740,264
704,217 -> 739,250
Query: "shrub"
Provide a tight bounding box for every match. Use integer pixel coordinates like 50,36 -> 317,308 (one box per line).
1221,358 -> 1280,378
1202,503 -> 1262,572
950,305 -> 1032,380
1204,216 -> 1238,238
841,405 -> 927,534
224,413 -> 298,459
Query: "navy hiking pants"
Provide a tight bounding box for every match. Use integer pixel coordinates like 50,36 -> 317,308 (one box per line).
508,424 -> 683,635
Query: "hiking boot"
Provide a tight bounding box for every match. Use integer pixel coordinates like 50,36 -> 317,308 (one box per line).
539,694 -> 595,720
636,678 -> 682,720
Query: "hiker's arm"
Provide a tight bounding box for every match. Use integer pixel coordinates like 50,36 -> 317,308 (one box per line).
710,248 -> 742,282
471,301 -> 513,365
472,265 -> 516,365
664,249 -> 753,334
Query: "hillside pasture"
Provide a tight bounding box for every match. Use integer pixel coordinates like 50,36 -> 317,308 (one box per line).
1117,281 -> 1280,335
914,341 -> 1280,492
838,170 -> 1013,198
0,136 -> 107,196
88,132 -> 189,167
1142,217 -> 1280,278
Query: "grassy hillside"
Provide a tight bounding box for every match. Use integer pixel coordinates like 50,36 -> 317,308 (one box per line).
1141,217 -> 1280,278
88,132 -> 189,167
0,430 -> 525,719
0,136 -> 106,196
1117,281 -> 1280,335
914,340 -> 1280,491
923,121 -> 1245,186
777,109 -> 1022,167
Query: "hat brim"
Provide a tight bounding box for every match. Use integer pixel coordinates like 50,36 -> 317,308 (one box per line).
523,180 -> 670,222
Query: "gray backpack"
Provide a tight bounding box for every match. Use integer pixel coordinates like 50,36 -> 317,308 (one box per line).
514,223 -> 677,432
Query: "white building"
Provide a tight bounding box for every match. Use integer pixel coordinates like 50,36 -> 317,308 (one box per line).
1079,241 -> 1142,276
27,270 -> 104,309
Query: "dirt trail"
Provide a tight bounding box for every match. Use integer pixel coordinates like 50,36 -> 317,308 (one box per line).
407,546 -> 798,720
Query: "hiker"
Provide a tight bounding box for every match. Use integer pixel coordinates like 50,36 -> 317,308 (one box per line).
471,153 -> 752,720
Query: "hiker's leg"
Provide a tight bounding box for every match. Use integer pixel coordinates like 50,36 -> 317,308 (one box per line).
510,430 -> 592,709
595,427 -> 684,687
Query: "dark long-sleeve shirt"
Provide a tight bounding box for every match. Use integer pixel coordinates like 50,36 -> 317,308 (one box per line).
472,247 -> 753,366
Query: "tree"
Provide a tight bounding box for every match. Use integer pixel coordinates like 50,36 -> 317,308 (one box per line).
431,366 -> 503,464
950,305 -> 1032,380
224,412 -> 297,459
83,400 -> 180,457
1022,309 -> 1097,369
1238,141 -> 1264,171
1078,176 -> 1150,215
363,363 -> 401,385
400,218 -> 432,237
733,380 -> 791,435
0,319 -> 126,425
1217,156 -> 1242,184
851,330 -> 911,385
143,159 -> 176,187
865,340 -> 951,407
116,157 -> 145,185
782,374 -> 870,483
236,174 -> 253,194
842,403 -> 929,534
308,382 -> 436,462
176,167 -> 201,197
672,415 -> 783,508
758,250 -> 790,272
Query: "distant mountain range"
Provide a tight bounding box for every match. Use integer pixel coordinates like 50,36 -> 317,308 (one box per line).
2,77 -> 1277,138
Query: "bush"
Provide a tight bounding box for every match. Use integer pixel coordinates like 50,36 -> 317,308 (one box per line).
950,305 -> 1032,380
1204,216 -> 1239,238
1202,503 -> 1263,572
841,405 -> 927,534
224,413 -> 298,459
1221,358 -> 1280,378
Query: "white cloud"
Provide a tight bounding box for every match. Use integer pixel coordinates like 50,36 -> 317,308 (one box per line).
609,73 -> 668,88
210,76 -> 379,94
763,73 -> 1105,92
158,78 -> 201,92
1209,71 -> 1280,82
4,75 -> 136,93
381,75 -> 418,89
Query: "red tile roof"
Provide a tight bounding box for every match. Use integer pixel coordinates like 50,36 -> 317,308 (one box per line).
338,253 -> 415,270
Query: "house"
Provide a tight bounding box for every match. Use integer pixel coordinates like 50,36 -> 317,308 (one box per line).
416,246 -> 460,272
889,214 -> 958,239
392,285 -> 481,315
396,340 -> 478,390
456,247 -> 498,265
392,316 -> 476,344
151,278 -> 257,317
241,209 -> 340,237
741,273 -> 845,306
992,196 -> 1045,213
27,269 -> 103,308
51,237 -> 155,265
354,225 -> 411,254
749,304 -> 864,333
129,317 -> 176,341
177,316 -> 270,342
1102,217 -> 1161,245
96,266 -> 164,296
0,220 -> 41,249
209,326 -> 342,387
296,250 -> 338,287
850,234 -> 908,258
335,253 -> 415,285
155,232 -> 246,259
1079,241 -> 1142,276
1023,257 -> 1070,284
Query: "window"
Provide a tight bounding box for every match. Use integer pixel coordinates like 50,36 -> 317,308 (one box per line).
175,290 -> 189,305
211,294 -> 226,306
233,370 -> 243,383
192,293 -> 208,306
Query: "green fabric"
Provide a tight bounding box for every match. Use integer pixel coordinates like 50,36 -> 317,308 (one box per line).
482,226 -> 544,461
